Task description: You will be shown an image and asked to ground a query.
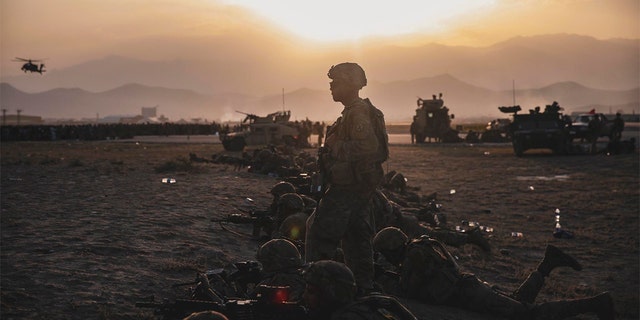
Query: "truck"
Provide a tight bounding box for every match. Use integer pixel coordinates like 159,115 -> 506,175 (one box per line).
569,112 -> 615,141
500,102 -> 572,156
219,110 -> 302,151
410,93 -> 462,143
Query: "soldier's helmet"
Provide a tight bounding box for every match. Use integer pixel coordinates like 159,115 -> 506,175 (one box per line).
183,310 -> 230,320
256,238 -> 303,273
373,227 -> 408,253
303,260 -> 356,305
279,213 -> 308,241
278,193 -> 305,212
270,181 -> 296,197
327,62 -> 367,89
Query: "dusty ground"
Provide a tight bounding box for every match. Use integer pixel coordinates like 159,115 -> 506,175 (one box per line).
1,140 -> 638,319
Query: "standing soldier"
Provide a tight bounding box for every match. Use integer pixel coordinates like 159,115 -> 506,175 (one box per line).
611,112 -> 625,142
305,62 -> 389,295
588,114 -> 602,154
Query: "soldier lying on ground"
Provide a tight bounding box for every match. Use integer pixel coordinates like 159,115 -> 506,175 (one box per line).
303,260 -> 418,320
372,190 -> 491,252
372,227 -> 615,320
253,238 -> 307,303
274,193 -> 310,242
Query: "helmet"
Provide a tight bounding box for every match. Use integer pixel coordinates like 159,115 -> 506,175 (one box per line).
303,260 -> 356,305
327,62 -> 367,89
256,239 -> 303,272
278,193 -> 305,212
183,310 -> 230,320
279,213 -> 308,241
373,227 -> 408,253
270,181 -> 296,197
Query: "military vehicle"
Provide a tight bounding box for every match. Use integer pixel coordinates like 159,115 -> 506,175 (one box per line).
500,102 -> 571,156
480,118 -> 512,143
220,110 -> 301,151
569,112 -> 615,141
410,93 -> 462,143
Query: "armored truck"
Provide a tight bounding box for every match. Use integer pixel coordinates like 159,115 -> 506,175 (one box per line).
220,110 -> 301,151
501,102 -> 571,156
410,93 -> 461,143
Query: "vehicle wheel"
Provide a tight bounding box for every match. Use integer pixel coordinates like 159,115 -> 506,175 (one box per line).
416,133 -> 425,144
513,137 -> 524,157
223,137 -> 246,151
553,137 -> 570,155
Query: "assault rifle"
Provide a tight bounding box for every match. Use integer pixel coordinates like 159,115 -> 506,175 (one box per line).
136,285 -> 307,320
173,261 -> 263,300
283,173 -> 323,200
136,287 -> 307,320
211,211 -> 274,239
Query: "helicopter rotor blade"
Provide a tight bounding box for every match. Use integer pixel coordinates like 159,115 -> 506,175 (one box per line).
13,57 -> 46,62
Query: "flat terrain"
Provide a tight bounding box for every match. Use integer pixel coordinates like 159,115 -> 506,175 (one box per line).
1,140 -> 638,319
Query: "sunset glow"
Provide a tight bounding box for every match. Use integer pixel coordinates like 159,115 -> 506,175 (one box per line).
219,0 -> 497,41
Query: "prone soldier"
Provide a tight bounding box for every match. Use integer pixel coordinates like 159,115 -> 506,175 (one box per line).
372,227 -> 615,320
302,260 -> 417,320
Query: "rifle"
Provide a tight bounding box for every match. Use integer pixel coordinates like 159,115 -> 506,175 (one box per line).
211,212 -> 274,239
137,285 -> 307,320
283,173 -> 323,200
315,146 -> 331,198
173,261 -> 263,301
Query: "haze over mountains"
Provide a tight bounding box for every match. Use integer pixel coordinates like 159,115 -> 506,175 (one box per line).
1,34 -> 638,123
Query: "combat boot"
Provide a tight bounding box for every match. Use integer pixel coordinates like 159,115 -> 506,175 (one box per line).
512,270 -> 544,304
537,245 -> 582,276
466,227 -> 491,252
533,291 -> 614,320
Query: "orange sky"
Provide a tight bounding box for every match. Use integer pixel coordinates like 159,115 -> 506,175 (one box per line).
1,0 -> 638,76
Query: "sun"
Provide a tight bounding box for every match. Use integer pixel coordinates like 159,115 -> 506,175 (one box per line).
219,0 -> 497,42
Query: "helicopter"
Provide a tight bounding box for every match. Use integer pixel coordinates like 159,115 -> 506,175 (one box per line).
13,57 -> 46,74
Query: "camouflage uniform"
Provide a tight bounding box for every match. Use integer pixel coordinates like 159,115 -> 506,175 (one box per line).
254,239 -> 306,302
373,228 -> 614,320
303,260 -> 417,320
273,192 -> 309,242
371,190 -> 490,252
306,63 -> 387,292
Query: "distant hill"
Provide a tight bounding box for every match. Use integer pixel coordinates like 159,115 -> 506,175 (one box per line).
2,75 -> 637,123
2,34 -> 638,96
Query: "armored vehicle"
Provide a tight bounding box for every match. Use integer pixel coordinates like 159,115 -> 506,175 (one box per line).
410,93 -> 461,143
220,110 -> 301,151
500,102 -> 571,156
480,118 -> 512,143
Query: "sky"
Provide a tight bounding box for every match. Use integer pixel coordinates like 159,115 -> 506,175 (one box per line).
1,0 -> 638,75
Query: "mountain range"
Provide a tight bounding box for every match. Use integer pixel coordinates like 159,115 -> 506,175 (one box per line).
1,34 -> 638,123
1,75 -> 637,124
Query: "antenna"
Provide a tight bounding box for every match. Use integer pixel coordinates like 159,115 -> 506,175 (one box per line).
512,80 -> 516,106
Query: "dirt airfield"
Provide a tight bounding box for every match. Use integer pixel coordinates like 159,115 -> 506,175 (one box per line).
1,139 -> 638,319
